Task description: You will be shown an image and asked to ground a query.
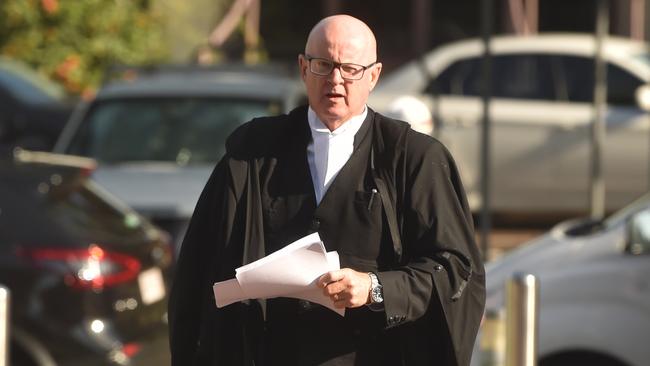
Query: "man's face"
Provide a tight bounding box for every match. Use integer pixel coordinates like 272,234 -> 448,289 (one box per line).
299,34 -> 381,130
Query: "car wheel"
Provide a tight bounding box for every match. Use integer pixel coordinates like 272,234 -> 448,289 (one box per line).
541,352 -> 628,366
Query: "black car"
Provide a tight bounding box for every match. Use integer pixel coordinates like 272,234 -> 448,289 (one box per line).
0,149 -> 173,365
0,57 -> 74,151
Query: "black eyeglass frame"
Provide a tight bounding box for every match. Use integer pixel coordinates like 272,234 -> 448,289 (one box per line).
303,54 -> 378,81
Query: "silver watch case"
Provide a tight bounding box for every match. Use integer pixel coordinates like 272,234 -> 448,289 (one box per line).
368,272 -> 384,303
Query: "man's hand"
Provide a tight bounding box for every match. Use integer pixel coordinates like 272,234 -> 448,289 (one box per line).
318,268 -> 371,308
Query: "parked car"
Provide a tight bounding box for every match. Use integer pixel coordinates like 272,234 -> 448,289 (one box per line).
0,57 -> 74,151
0,149 -> 173,365
53,65 -> 306,252
370,34 -> 650,218
471,191 -> 650,366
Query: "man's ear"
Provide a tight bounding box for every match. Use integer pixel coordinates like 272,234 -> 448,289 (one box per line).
298,54 -> 308,81
368,62 -> 382,91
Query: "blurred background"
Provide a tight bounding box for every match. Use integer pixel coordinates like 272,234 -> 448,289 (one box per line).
1,0 -> 649,365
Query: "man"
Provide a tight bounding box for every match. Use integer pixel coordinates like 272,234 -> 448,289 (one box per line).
169,14 -> 485,366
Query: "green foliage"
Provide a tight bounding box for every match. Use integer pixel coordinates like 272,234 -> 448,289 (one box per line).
0,0 -> 169,95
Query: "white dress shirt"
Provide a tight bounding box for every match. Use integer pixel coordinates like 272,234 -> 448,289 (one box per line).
307,106 -> 368,205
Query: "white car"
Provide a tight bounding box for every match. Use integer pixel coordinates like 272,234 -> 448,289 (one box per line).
370,34 -> 650,217
473,192 -> 650,366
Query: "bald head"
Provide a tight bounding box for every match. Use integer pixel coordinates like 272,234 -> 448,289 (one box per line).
299,15 -> 382,130
305,15 -> 378,65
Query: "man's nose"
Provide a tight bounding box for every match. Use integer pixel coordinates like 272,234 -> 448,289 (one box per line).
327,66 -> 345,84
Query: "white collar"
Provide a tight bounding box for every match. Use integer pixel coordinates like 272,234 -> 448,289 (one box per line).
307,106 -> 368,136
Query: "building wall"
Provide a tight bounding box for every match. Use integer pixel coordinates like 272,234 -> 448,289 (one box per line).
153,0 -> 227,63
172,1 -> 648,72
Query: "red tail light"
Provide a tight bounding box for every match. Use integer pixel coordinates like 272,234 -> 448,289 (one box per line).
19,244 -> 141,290
121,342 -> 142,358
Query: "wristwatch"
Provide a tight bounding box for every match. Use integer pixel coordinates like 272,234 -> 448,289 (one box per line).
367,272 -> 384,304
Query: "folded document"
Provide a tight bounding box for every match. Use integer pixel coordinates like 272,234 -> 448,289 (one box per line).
213,232 -> 344,316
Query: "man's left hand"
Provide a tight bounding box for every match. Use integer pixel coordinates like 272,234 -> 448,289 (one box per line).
318,268 -> 372,308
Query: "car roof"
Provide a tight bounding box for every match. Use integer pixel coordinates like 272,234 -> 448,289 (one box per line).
427,34 -> 649,72
377,33 -> 650,93
96,64 -> 303,100
432,33 -> 649,56
0,56 -> 67,103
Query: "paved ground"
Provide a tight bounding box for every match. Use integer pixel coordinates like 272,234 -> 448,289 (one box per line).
132,330 -> 171,366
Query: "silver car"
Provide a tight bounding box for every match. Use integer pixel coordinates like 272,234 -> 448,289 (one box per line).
370,34 -> 650,218
473,192 -> 650,366
54,66 -> 305,252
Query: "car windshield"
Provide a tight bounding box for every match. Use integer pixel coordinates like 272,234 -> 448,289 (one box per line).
67,97 -> 279,164
603,192 -> 650,229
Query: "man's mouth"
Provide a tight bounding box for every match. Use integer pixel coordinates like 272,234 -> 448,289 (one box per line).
326,92 -> 344,98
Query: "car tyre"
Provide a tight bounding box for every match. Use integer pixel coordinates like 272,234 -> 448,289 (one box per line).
541,352 -> 628,366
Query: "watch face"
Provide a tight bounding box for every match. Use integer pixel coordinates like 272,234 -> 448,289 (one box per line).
368,272 -> 383,303
372,287 -> 383,303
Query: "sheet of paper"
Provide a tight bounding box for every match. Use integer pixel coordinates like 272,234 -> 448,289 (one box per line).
236,241 -> 329,299
212,278 -> 245,308
236,232 -> 324,273
284,254 -> 343,315
212,233 -> 344,316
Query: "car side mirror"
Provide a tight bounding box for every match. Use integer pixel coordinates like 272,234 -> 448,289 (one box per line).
635,84 -> 650,112
625,207 -> 650,255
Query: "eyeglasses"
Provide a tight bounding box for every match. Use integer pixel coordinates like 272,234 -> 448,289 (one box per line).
304,55 -> 377,81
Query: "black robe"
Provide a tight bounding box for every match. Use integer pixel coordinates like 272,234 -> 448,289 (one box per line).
168,106 -> 485,366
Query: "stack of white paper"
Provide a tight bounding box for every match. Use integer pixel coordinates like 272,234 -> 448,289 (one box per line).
212,232 -> 344,316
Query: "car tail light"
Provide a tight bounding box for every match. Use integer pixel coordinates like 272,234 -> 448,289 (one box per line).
19,244 -> 141,290
121,342 -> 141,357
108,342 -> 142,364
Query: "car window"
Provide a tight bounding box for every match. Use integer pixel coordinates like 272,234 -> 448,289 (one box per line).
558,55 -> 644,106
427,54 -> 556,100
427,58 -> 480,96
0,165 -> 150,245
557,56 -> 594,103
607,64 -> 644,106
493,55 -> 555,100
66,97 -> 277,164
428,53 -> 645,106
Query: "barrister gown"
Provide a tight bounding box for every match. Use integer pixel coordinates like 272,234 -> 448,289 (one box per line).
168,106 -> 486,366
